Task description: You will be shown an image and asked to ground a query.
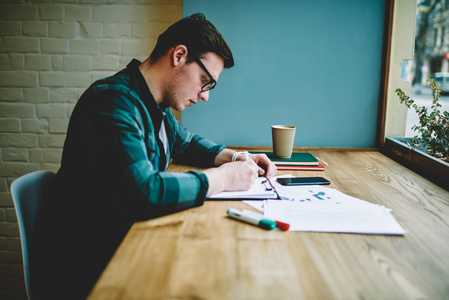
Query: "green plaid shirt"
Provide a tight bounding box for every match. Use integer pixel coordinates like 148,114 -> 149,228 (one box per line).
55,59 -> 227,221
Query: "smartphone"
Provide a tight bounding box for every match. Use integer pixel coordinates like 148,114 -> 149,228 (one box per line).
276,177 -> 331,186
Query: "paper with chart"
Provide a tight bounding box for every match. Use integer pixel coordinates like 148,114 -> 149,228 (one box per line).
244,175 -> 406,235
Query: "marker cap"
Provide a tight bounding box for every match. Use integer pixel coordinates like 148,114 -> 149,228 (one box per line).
275,221 -> 290,231
258,219 -> 277,230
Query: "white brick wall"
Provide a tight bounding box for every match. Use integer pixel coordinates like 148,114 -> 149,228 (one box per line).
0,1 -> 182,298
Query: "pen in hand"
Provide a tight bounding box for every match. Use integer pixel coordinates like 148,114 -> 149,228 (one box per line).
244,151 -> 264,175
240,151 -> 268,177
244,151 -> 270,177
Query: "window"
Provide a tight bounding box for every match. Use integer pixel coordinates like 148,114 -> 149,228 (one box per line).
404,0 -> 449,137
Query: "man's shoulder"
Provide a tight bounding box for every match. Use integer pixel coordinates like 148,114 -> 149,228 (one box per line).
90,71 -> 134,95
77,71 -> 144,115
90,59 -> 142,95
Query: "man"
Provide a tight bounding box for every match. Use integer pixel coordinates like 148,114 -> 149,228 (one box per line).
32,13 -> 276,299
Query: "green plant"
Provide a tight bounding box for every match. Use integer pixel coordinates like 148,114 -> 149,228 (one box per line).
395,79 -> 449,162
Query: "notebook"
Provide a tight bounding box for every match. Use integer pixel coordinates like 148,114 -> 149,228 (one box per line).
208,177 -> 278,200
252,152 -> 319,166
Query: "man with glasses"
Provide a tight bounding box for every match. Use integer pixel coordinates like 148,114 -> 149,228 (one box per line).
32,13 -> 276,299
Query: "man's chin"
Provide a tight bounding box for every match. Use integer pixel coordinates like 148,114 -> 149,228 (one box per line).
173,105 -> 186,112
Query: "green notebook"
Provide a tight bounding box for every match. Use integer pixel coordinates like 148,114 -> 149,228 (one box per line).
254,152 -> 319,166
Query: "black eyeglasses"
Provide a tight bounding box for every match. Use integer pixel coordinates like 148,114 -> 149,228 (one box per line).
193,55 -> 216,91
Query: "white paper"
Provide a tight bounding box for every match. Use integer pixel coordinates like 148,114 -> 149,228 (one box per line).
233,174 -> 406,235
243,175 -> 381,212
262,174 -> 405,235
264,200 -> 406,235
277,184 -> 383,209
209,177 -> 277,199
243,200 -> 264,212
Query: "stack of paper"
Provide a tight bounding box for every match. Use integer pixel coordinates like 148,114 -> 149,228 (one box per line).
243,176 -> 406,235
264,200 -> 405,234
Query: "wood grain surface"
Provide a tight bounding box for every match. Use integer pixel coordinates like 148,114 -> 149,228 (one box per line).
88,150 -> 449,300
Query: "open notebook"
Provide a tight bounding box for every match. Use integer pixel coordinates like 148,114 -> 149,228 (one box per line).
208,177 -> 278,200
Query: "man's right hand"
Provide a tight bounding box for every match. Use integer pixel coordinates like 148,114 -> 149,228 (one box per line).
203,160 -> 259,197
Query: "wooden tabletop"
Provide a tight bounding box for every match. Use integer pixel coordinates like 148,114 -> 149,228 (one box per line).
88,150 -> 449,300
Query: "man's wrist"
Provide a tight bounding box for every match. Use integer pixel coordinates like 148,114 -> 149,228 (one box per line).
214,148 -> 235,166
231,151 -> 246,162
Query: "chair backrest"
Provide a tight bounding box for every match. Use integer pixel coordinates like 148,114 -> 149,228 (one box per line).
10,170 -> 55,300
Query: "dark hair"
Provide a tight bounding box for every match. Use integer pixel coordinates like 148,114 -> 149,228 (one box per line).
150,13 -> 234,68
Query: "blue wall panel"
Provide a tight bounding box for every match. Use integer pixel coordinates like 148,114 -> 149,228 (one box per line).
182,0 -> 385,147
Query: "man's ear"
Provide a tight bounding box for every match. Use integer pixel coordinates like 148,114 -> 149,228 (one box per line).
172,45 -> 188,66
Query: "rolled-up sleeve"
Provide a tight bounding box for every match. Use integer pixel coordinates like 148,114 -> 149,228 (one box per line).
168,111 -> 227,168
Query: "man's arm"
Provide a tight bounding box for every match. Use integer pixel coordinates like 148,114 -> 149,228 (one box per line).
167,111 -> 276,197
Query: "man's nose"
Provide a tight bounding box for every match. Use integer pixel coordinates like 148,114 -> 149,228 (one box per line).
199,90 -> 209,102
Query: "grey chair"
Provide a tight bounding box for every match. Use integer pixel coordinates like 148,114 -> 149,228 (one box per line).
10,170 -> 55,300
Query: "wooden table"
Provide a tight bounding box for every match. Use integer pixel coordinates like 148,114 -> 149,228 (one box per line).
88,150 -> 449,300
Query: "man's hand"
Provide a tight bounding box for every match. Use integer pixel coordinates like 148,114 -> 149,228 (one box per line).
205,150 -> 278,197
248,153 -> 277,178
204,161 -> 259,197
233,152 -> 277,178
214,149 -> 277,178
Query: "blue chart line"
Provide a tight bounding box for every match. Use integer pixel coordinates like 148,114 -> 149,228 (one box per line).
295,190 -> 340,204
277,184 -> 342,204
312,191 -> 331,201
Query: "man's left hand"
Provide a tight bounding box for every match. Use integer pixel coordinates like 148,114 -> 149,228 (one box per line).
249,153 -> 277,178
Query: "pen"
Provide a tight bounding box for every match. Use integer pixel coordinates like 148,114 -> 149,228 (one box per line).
243,209 -> 290,231
227,208 -> 276,230
265,176 -> 282,200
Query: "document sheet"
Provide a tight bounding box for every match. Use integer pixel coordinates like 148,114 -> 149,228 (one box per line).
209,177 -> 277,199
243,175 -> 406,235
